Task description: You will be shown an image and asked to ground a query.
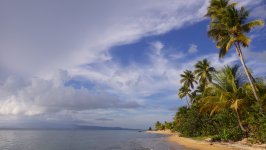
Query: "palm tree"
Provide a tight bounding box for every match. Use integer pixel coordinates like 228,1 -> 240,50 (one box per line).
195,84 -> 205,94
206,0 -> 236,20
194,59 -> 216,87
200,65 -> 248,132
178,86 -> 191,107
180,70 -> 197,89
155,121 -> 162,131
206,0 -> 264,101
189,90 -> 198,104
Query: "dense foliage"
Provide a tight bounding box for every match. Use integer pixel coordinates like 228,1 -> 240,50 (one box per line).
155,60 -> 266,142
155,62 -> 266,143
154,0 -> 265,143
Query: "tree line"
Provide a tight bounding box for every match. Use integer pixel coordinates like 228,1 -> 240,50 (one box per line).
154,0 -> 265,143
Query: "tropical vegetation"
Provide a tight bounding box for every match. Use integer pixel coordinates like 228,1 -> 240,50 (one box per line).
206,0 -> 264,101
154,0 -> 265,143
155,60 -> 266,143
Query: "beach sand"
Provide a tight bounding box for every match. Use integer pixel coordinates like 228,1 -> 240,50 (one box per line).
146,130 -> 266,150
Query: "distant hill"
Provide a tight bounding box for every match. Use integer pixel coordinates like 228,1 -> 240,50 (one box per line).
0,125 -> 140,131
75,125 -> 140,131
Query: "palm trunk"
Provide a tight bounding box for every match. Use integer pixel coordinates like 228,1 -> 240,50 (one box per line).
185,95 -> 190,108
234,43 -> 259,102
235,110 -> 246,133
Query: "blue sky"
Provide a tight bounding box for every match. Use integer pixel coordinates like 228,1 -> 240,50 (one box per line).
0,0 -> 265,129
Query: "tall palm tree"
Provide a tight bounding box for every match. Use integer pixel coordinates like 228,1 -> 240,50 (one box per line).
194,59 -> 216,87
206,0 -> 236,20
178,86 -> 191,107
200,66 -> 248,132
206,0 -> 264,101
180,70 -> 197,89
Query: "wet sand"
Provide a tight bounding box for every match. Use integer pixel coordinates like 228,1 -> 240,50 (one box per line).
146,130 -> 266,150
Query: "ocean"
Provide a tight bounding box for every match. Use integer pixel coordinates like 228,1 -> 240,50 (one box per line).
0,129 -> 189,150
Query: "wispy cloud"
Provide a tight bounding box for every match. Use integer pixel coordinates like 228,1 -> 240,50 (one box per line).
188,44 -> 198,54
0,0 -> 210,76
251,5 -> 266,19
95,118 -> 114,121
0,0 -> 264,128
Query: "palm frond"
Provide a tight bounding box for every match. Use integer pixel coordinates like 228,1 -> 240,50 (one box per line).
225,36 -> 234,52
218,36 -> 231,58
242,20 -> 264,32
236,34 -> 250,47
230,99 -> 243,111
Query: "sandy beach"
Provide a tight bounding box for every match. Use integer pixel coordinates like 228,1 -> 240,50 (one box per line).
146,130 -> 266,150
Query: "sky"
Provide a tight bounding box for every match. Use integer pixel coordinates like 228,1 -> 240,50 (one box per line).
0,0 -> 265,129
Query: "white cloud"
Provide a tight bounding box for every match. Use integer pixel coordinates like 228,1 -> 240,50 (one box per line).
150,41 -> 164,56
71,41 -> 240,104
0,0 -> 209,78
0,70 -> 140,116
234,0 -> 263,8
0,39 -> 259,127
243,49 -> 266,76
188,44 -> 198,54
168,52 -> 186,60
70,43 -> 181,99
0,0 -> 210,126
251,5 -> 266,19
0,0 -> 263,127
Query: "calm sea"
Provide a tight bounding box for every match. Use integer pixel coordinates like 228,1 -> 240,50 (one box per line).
0,129 -> 189,150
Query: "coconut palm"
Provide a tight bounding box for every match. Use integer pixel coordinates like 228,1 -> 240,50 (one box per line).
206,0 -> 264,101
194,59 -> 216,87
196,84 -> 205,94
178,86 -> 191,107
200,66 -> 248,132
206,0 -> 236,20
189,90 -> 199,104
180,70 -> 197,89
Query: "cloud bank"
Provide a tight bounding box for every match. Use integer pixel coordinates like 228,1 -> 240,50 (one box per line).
0,0 -> 265,128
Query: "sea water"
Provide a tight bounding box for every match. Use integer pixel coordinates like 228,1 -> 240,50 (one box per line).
0,129 -> 189,150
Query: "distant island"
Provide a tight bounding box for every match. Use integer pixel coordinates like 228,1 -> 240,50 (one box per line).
0,125 -> 140,131
75,125 -> 140,131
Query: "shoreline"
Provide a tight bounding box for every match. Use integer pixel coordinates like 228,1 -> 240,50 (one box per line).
146,130 -> 266,150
